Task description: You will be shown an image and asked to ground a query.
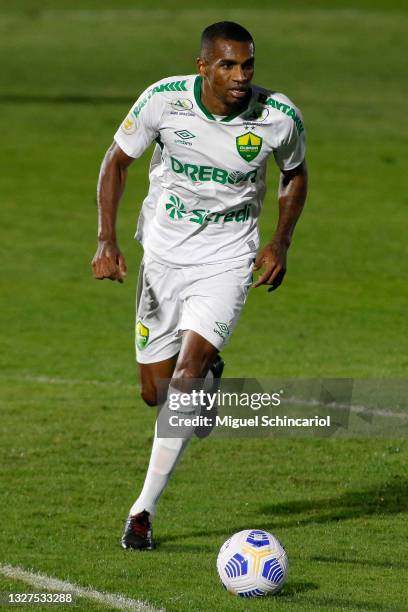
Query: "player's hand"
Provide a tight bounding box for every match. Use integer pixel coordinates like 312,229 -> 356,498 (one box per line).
251,241 -> 287,291
91,240 -> 127,283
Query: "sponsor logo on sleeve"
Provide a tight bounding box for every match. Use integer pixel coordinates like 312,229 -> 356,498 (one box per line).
133,80 -> 188,118
121,114 -> 137,134
266,98 -> 304,134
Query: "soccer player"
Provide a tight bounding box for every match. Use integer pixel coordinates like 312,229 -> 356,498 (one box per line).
92,21 -> 308,550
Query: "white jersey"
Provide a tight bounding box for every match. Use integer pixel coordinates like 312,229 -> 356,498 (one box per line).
114,74 -> 305,266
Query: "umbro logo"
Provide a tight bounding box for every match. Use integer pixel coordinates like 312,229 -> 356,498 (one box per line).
214,321 -> 230,339
174,130 -> 195,140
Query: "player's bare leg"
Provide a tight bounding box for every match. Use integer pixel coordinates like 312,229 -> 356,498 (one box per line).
122,331 -> 222,550
138,354 -> 179,407
172,330 -> 219,389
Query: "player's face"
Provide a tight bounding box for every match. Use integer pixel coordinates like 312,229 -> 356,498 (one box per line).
197,39 -> 255,108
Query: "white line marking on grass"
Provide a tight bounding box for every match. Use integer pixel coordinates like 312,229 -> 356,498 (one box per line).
3,373 -> 408,419
0,564 -> 164,612
17,374 -> 138,391
283,397 -> 408,420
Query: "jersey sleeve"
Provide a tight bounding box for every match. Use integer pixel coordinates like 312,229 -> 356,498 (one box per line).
114,85 -> 164,158
273,106 -> 306,171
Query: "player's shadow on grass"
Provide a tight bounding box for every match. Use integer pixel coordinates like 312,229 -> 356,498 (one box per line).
276,581 -> 318,597
275,583 -> 384,610
158,479 -> 406,546
280,596 -> 389,611
259,478 -> 407,527
310,555 -> 408,571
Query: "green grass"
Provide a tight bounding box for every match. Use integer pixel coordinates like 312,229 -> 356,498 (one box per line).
1,382 -> 407,611
1,3 -> 407,611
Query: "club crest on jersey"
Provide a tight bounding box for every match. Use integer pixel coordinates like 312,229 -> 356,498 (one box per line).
136,320 -> 149,350
236,132 -> 262,162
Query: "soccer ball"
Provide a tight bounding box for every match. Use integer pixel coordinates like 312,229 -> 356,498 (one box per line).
216,529 -> 288,597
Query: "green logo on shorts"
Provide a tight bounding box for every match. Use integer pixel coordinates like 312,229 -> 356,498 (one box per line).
136,320 -> 149,349
165,194 -> 187,220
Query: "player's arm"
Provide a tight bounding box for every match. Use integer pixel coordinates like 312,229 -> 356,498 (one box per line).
92,143 -> 134,283
252,160 -> 308,290
92,80 -> 162,283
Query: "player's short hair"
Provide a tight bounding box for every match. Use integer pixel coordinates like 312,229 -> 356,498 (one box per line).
200,21 -> 254,57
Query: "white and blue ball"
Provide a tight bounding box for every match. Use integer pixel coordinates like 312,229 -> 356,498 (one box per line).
217,529 -> 288,597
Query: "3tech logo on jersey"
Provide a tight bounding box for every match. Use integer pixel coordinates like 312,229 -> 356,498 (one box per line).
165,194 -> 187,219
136,320 -> 149,350
236,132 -> 263,162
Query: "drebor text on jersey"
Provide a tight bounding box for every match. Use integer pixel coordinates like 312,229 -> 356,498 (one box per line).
170,156 -> 257,185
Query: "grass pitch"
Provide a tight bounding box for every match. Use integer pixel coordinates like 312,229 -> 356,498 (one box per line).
1,2 -> 407,611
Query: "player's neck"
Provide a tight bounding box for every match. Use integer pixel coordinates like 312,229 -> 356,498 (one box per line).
200,80 -> 250,117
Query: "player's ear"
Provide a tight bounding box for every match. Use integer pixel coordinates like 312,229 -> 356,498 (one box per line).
196,57 -> 207,77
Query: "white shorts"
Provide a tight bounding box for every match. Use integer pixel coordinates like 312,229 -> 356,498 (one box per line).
135,256 -> 253,364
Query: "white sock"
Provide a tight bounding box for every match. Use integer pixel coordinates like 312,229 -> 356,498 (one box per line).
129,420 -> 188,518
129,371 -> 214,518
